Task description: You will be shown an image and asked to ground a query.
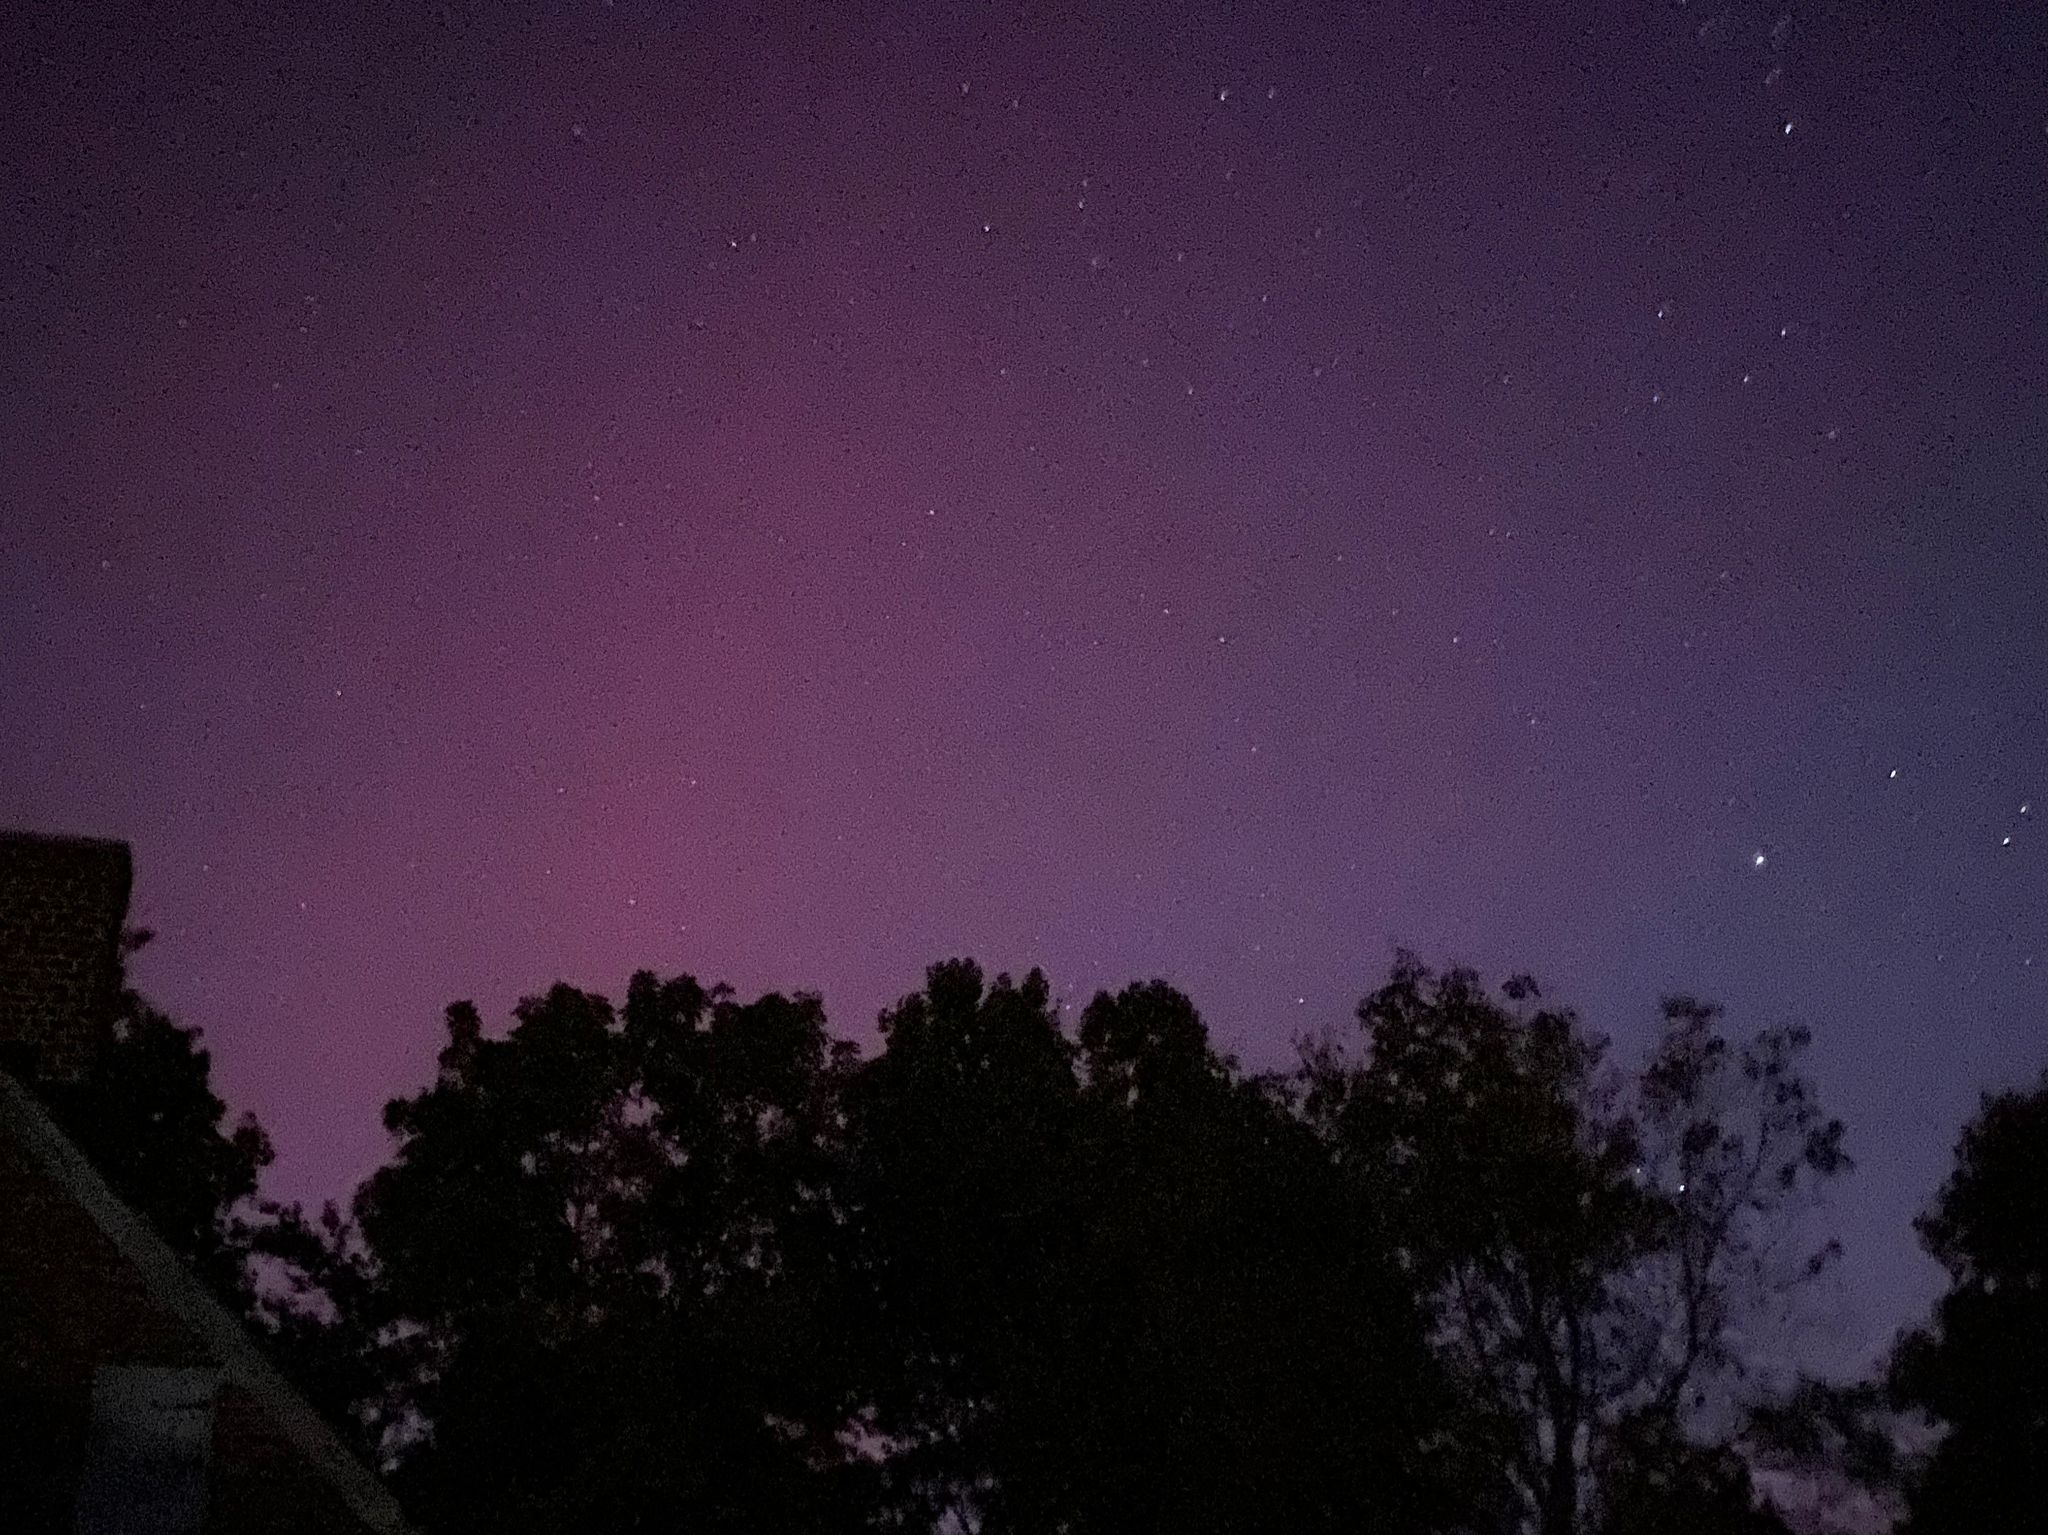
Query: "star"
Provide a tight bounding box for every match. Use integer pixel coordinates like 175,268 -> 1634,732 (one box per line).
1752,852 -> 1768,868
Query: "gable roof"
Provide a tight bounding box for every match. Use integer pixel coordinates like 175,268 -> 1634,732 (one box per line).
0,1067 -> 413,1535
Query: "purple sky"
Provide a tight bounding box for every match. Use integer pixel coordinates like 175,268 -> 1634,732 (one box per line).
5,0 -> 2045,1375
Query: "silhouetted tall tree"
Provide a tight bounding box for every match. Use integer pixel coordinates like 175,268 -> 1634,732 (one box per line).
269,974 -> 865,1533
844,963 -> 1457,1533
840,961 -> 1086,1530
1888,1066 -> 2048,1533
1061,978 -> 1460,1533
1302,953 -> 1846,1535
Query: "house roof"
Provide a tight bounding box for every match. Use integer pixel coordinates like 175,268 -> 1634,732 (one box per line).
0,1067 -> 413,1535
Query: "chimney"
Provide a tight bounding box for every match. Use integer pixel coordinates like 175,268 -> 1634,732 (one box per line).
0,831 -> 134,1085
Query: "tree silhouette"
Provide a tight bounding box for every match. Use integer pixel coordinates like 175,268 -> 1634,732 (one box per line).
840,960 -> 1087,1530
1593,1414 -> 1793,1535
245,951 -> 1869,1532
38,927 -> 274,1310
1302,953 -> 1845,1535
1061,978 -> 1459,1533
1888,1066 -> 2048,1533
266,974 -> 865,1532
259,960 -> 1475,1530
845,963 -> 1456,1533
19,915 -> 1919,1534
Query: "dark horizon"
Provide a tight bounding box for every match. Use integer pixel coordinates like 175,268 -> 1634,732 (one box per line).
5,0 -> 2046,1391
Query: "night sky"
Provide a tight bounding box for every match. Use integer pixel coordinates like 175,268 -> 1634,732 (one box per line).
5,0 -> 2045,1378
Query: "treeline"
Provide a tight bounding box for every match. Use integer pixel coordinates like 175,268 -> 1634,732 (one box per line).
49,940 -> 2048,1532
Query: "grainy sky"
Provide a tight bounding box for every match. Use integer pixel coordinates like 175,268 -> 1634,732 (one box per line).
4,0 -> 2044,1375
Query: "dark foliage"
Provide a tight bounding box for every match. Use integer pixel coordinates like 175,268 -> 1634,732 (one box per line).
1888,1068 -> 2048,1533
846,965 -> 1455,1532
38,928 -> 274,1309
80,940 -> 1868,1534
1594,1414 -> 1794,1535
308,975 -> 864,1531
1301,953 -> 1845,1534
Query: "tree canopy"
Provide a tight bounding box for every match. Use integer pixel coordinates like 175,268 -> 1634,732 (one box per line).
844,964 -> 1456,1532
1300,954 -> 1844,1534
38,927 -> 274,1309
1887,1068 -> 2048,1533
51,939 -> 1890,1534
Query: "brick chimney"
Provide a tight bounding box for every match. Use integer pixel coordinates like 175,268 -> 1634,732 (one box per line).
0,831 -> 134,1085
